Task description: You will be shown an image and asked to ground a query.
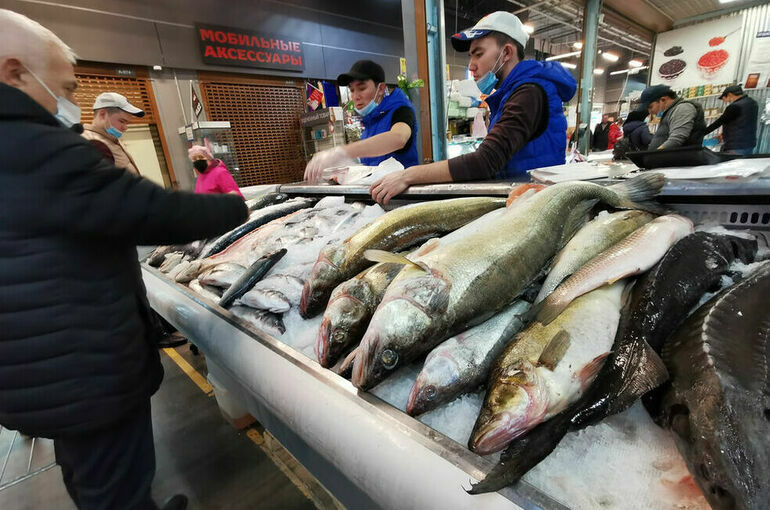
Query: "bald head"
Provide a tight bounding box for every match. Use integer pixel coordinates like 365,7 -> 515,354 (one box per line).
0,9 -> 79,115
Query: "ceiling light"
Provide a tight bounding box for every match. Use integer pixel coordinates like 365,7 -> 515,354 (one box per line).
601,52 -> 619,62
611,66 -> 649,76
152,65 -> 163,71
546,51 -> 582,61
573,42 -> 583,49
628,59 -> 643,68
523,24 -> 535,34
561,62 -> 577,69
718,0 -> 738,3
594,68 -> 605,75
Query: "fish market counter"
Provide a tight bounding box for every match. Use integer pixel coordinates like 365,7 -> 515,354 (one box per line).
143,265 -> 559,510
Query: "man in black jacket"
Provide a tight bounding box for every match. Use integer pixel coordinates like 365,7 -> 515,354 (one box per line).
592,114 -> 611,151
0,10 -> 247,510
705,85 -> 758,156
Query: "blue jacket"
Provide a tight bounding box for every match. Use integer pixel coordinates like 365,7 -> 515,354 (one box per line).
623,120 -> 652,151
359,88 -> 420,168
485,61 -> 576,179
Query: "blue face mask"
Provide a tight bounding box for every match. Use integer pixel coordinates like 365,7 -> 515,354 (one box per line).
25,66 -> 81,128
354,85 -> 383,117
105,123 -> 123,138
656,111 -> 663,118
475,50 -> 505,95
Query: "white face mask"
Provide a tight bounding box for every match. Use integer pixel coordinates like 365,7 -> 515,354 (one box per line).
24,66 -> 81,128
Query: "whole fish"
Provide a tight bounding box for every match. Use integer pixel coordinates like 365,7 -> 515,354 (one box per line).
159,252 -> 185,273
251,274 -> 306,308
245,191 -> 289,211
239,288 -> 291,313
352,173 -> 666,390
147,245 -> 175,267
219,249 -> 287,308
315,261 -> 404,368
535,210 -> 655,302
230,305 -> 286,337
406,300 -> 530,417
659,261 -> 770,510
166,258 -> 192,281
189,278 -> 222,302
469,287 -> 670,494
199,262 -> 246,288
300,197 -> 507,318
470,283 -> 624,455
200,198 -> 315,259
536,214 -> 693,325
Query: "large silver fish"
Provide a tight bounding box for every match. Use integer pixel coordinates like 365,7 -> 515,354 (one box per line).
300,197 -> 506,318
406,300 -> 530,416
352,173 -> 665,390
660,261 -> 770,510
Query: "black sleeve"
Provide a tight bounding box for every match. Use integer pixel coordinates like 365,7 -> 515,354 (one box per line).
704,103 -> 740,134
6,129 -> 247,245
390,106 -> 416,154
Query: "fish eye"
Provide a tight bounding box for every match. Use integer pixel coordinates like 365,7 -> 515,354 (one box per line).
381,349 -> 398,370
333,330 -> 345,342
424,386 -> 437,400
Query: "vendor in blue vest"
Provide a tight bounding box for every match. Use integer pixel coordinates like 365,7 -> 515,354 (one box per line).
370,11 -> 576,204
304,60 -> 419,182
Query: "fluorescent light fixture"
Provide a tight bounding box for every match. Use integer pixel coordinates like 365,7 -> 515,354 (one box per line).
601,52 -> 619,62
594,68 -> 605,75
546,51 -> 582,61
628,59 -> 643,67
152,65 -> 163,71
561,62 -> 577,69
523,24 -> 535,34
611,66 -> 649,76
718,0 -> 738,3
573,42 -> 583,49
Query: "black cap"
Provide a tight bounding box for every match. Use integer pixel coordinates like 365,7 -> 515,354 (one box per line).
337,60 -> 385,86
720,85 -> 743,98
636,84 -> 675,112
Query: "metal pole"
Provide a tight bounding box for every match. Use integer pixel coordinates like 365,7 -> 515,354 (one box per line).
401,0 -> 424,163
578,0 -> 602,154
426,0 -> 448,161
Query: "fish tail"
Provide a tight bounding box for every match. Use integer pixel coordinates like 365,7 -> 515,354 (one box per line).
608,173 -> 668,214
535,294 -> 567,326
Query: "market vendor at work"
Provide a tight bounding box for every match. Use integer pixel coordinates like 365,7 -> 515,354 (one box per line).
369,11 -> 576,204
303,60 -> 419,182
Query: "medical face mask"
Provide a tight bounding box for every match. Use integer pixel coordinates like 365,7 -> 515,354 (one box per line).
475,50 -> 505,95
25,66 -> 81,128
193,159 -> 209,172
105,119 -> 123,139
355,85 -> 383,117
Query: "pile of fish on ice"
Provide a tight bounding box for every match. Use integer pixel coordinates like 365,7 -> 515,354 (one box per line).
147,176 -> 769,510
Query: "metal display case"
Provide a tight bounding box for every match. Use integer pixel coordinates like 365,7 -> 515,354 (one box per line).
144,177 -> 769,510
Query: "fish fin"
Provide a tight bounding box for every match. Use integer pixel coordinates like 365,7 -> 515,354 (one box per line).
608,173 -> 669,214
579,352 -> 611,390
363,249 -> 427,272
521,298 -> 544,324
412,238 -> 440,257
538,330 -> 571,370
558,200 -> 595,250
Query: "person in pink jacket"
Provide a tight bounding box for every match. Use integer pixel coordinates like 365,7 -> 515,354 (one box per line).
188,145 -> 243,198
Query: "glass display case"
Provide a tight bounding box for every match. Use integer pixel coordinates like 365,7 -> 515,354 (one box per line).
177,121 -> 242,185
299,107 -> 346,162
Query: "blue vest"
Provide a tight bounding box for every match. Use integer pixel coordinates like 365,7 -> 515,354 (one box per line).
485,60 -> 577,180
359,88 -> 420,168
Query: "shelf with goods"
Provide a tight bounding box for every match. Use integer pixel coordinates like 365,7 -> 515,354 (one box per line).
177,121 -> 242,185
300,107 -> 349,161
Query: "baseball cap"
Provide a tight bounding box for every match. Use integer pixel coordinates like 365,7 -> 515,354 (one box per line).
451,11 -> 529,53
337,60 -> 386,86
720,85 -> 743,98
92,92 -> 145,117
635,84 -> 674,112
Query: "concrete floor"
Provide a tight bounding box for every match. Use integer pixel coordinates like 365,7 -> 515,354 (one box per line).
0,344 -> 326,510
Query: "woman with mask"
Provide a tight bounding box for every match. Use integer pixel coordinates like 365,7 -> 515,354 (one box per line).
82,92 -> 144,175
189,144 -> 244,198
303,60 -> 419,183
369,11 -> 577,204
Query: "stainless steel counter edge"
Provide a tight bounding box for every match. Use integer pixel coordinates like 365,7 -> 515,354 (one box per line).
142,266 -> 569,510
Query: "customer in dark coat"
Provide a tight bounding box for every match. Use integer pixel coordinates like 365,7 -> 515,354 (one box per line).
622,110 -> 652,151
592,113 -> 611,151
0,9 -> 247,510
705,85 -> 758,156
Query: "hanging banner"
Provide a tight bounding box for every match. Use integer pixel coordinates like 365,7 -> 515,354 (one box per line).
196,23 -> 304,72
190,82 -> 203,119
650,16 -> 742,89
742,30 -> 770,89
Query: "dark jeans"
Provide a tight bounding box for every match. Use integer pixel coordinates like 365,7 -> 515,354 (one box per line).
54,402 -> 157,510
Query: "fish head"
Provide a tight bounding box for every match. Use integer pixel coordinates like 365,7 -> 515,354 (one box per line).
406,353 -> 461,416
315,286 -> 373,368
300,244 -> 346,318
470,361 -> 550,455
352,270 -> 451,390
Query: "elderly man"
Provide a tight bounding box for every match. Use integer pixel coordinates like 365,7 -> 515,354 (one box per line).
0,9 -> 247,510
82,92 -> 144,175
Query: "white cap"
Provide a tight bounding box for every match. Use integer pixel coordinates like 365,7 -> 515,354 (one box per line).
451,11 -> 529,52
92,92 -> 145,117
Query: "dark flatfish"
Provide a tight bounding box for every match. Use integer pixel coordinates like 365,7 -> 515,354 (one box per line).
247,192 -> 289,212
660,261 -> 770,510
219,249 -> 287,308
